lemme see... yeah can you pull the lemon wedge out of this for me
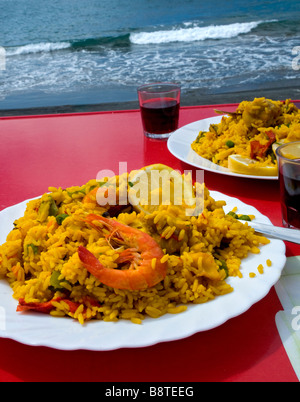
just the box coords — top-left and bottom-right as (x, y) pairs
(228, 155), (278, 176)
(128, 164), (196, 214)
(278, 142), (300, 160)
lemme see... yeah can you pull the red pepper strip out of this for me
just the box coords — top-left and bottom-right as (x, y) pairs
(17, 297), (65, 314)
(250, 130), (276, 160)
(265, 130), (276, 145)
(17, 296), (100, 315)
(62, 299), (82, 314)
(250, 140), (263, 159)
(82, 296), (101, 308)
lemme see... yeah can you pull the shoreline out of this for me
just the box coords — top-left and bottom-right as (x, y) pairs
(0, 85), (300, 117)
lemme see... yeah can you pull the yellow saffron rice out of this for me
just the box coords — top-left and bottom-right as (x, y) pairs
(191, 98), (300, 169)
(257, 264), (264, 275)
(0, 172), (270, 324)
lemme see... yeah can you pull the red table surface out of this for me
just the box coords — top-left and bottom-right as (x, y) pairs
(0, 103), (299, 383)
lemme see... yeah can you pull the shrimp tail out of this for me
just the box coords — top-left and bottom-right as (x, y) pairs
(78, 246), (105, 279)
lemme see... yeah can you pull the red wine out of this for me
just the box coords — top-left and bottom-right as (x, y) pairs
(279, 158), (300, 229)
(140, 98), (179, 135)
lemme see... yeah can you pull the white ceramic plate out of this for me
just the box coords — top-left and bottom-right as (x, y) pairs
(0, 193), (286, 350)
(167, 116), (278, 180)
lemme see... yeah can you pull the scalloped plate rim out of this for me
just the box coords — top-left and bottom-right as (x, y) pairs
(0, 191), (286, 350)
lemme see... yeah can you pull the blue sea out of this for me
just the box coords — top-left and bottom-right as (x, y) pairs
(0, 0), (299, 109)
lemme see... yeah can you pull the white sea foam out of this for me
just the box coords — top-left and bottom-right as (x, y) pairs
(0, 17), (293, 107)
(130, 20), (271, 45)
(6, 42), (71, 56)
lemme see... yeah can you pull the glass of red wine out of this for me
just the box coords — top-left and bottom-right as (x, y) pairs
(276, 141), (300, 229)
(137, 83), (181, 139)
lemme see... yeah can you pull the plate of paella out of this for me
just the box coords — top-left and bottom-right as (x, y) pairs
(168, 98), (300, 179)
(0, 164), (286, 350)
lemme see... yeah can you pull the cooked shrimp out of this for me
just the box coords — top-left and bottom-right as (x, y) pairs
(78, 214), (168, 290)
(82, 186), (99, 205)
(83, 186), (114, 206)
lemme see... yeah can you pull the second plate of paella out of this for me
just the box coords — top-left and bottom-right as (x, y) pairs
(168, 98), (300, 179)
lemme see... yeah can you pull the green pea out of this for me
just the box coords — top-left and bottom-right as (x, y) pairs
(226, 140), (235, 148)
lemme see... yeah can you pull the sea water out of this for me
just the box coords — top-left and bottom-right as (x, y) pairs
(0, 0), (299, 109)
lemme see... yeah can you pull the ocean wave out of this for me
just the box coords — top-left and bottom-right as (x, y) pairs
(6, 35), (131, 56)
(5, 20), (277, 57)
(70, 34), (131, 49)
(130, 20), (275, 45)
(6, 42), (71, 56)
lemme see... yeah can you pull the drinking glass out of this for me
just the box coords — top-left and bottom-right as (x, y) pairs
(276, 141), (300, 229)
(137, 83), (181, 139)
